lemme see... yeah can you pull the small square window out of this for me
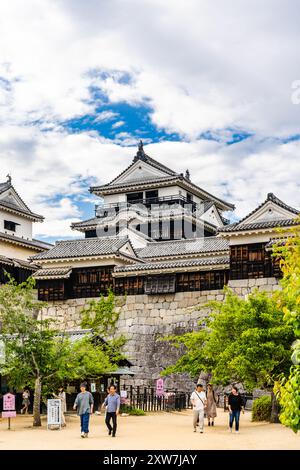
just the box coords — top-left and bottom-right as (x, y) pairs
(4, 220), (19, 232)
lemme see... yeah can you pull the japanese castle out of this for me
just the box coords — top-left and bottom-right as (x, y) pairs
(1, 142), (299, 300)
(0, 176), (51, 284)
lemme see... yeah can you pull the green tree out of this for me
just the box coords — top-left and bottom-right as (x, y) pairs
(0, 277), (73, 426)
(0, 281), (126, 427)
(273, 223), (300, 432)
(80, 289), (127, 367)
(162, 289), (294, 421)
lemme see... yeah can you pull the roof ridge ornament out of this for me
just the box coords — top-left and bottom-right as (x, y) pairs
(133, 140), (148, 162)
(6, 173), (12, 184)
(185, 169), (190, 181)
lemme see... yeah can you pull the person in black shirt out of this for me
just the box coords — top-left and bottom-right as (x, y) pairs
(228, 386), (244, 433)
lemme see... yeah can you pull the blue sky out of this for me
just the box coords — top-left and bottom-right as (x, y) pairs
(1, 0), (300, 242)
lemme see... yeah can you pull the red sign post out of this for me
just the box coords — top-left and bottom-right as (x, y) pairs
(2, 393), (16, 429)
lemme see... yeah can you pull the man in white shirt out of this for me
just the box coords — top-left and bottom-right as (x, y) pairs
(190, 383), (207, 433)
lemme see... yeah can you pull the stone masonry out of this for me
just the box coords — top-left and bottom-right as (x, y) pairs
(39, 277), (280, 391)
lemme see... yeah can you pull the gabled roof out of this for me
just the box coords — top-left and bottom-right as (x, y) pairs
(108, 143), (177, 185)
(89, 143), (235, 212)
(71, 216), (100, 230)
(138, 236), (229, 260)
(219, 193), (299, 234)
(0, 254), (38, 270)
(33, 266), (72, 280)
(113, 256), (229, 275)
(0, 178), (44, 221)
(219, 218), (300, 233)
(0, 232), (52, 251)
(238, 193), (299, 225)
(30, 236), (139, 261)
(0, 181), (11, 194)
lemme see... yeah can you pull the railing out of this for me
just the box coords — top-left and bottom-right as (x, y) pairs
(119, 385), (191, 412)
(95, 195), (198, 218)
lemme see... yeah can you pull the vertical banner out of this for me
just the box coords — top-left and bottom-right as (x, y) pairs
(156, 378), (164, 397)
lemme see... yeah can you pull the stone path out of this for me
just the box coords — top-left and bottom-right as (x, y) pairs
(0, 409), (299, 450)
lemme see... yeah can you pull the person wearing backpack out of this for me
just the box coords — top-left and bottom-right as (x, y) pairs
(190, 383), (207, 433)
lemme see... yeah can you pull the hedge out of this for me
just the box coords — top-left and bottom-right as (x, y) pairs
(252, 395), (272, 422)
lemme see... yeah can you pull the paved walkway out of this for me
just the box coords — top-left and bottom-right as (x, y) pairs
(0, 409), (299, 450)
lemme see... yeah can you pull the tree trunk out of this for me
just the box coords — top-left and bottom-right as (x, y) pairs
(270, 391), (280, 423)
(33, 376), (42, 427)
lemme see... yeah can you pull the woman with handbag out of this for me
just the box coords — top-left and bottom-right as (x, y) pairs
(206, 383), (217, 426)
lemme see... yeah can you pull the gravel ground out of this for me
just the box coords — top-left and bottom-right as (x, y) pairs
(0, 409), (299, 450)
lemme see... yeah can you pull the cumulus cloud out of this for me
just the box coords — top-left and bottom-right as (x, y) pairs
(0, 0), (299, 239)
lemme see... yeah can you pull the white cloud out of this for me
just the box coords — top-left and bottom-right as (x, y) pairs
(0, 1), (299, 239)
(1, 126), (299, 239)
(111, 120), (125, 129)
(1, 0), (300, 136)
(93, 111), (118, 123)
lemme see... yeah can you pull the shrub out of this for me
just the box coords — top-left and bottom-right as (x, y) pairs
(252, 395), (272, 422)
(120, 404), (146, 416)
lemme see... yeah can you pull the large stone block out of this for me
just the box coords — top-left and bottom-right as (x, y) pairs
(228, 279), (249, 288)
(255, 278), (268, 286)
(259, 284), (273, 292)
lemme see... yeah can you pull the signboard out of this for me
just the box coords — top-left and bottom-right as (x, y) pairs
(47, 399), (61, 428)
(2, 411), (17, 418)
(2, 393), (16, 429)
(90, 382), (96, 393)
(156, 378), (164, 397)
(120, 390), (127, 404)
(3, 393), (15, 411)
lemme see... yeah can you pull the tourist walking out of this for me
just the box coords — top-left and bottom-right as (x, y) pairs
(206, 383), (217, 426)
(101, 384), (120, 437)
(21, 388), (30, 414)
(190, 383), (207, 433)
(54, 386), (67, 427)
(73, 382), (94, 438)
(228, 386), (244, 433)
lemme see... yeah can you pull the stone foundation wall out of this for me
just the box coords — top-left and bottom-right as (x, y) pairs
(39, 277), (280, 391)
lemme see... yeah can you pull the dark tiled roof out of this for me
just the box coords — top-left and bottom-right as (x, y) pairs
(33, 266), (72, 279)
(90, 175), (179, 192)
(138, 237), (229, 259)
(0, 182), (11, 194)
(108, 151), (178, 186)
(89, 146), (234, 211)
(265, 236), (295, 250)
(91, 174), (235, 211)
(0, 254), (14, 266)
(71, 217), (99, 229)
(114, 256), (229, 274)
(0, 181), (44, 220)
(0, 254), (38, 270)
(0, 232), (52, 251)
(219, 219), (300, 233)
(0, 199), (44, 220)
(30, 236), (136, 260)
(235, 193), (299, 227)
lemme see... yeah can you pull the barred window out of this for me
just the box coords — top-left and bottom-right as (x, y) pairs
(144, 275), (176, 294)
